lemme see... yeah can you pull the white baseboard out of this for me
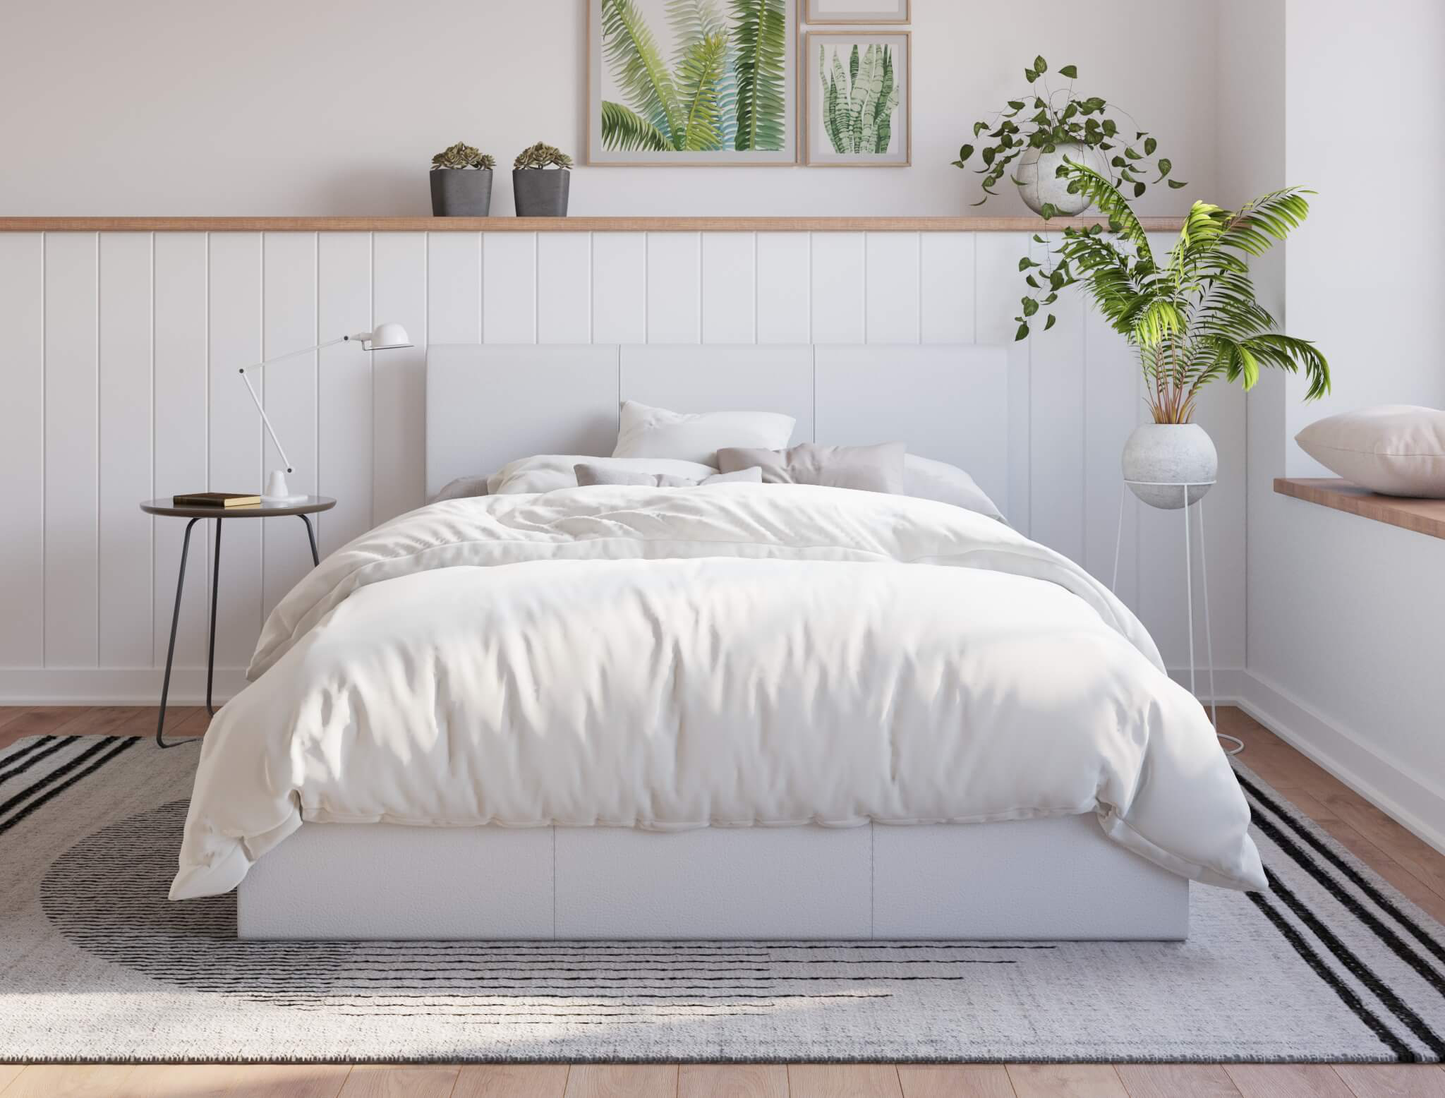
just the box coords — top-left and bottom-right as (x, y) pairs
(0, 668), (248, 706)
(1165, 666), (1246, 705)
(1237, 669), (1445, 859)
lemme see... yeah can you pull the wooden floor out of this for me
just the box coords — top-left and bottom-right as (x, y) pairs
(2, 705), (1444, 1098)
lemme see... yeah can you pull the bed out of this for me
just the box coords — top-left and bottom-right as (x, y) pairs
(171, 343), (1265, 941)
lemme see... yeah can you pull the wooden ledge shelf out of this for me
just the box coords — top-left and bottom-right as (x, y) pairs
(1275, 477), (1445, 541)
(0, 215), (1187, 233)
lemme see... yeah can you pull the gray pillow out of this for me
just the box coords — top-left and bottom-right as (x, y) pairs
(573, 463), (763, 487)
(432, 475), (490, 502)
(717, 442), (906, 494)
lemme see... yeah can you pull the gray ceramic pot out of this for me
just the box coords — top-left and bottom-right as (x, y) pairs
(513, 169), (570, 217)
(430, 169), (492, 217)
(1121, 423), (1218, 509)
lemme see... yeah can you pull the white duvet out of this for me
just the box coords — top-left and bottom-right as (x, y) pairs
(171, 483), (1265, 900)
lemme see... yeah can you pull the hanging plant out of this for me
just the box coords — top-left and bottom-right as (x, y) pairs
(952, 56), (1186, 216)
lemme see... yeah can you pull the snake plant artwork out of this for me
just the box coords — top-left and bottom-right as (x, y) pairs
(597, 0), (788, 156)
(819, 42), (898, 155)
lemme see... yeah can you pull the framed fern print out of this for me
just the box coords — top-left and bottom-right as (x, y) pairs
(588, 0), (798, 165)
(804, 30), (910, 166)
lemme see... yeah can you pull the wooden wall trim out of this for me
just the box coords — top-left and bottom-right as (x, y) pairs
(1275, 477), (1445, 541)
(0, 215), (1186, 233)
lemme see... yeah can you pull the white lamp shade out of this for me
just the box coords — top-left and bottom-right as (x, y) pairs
(365, 323), (413, 350)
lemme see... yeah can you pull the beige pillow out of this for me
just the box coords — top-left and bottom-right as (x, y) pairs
(1295, 405), (1445, 497)
(717, 442), (906, 494)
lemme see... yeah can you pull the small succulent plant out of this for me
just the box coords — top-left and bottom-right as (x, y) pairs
(431, 142), (495, 171)
(513, 142), (573, 170)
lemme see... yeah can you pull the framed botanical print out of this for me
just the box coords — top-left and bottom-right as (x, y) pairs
(804, 31), (910, 166)
(804, 0), (909, 22)
(588, 0), (798, 165)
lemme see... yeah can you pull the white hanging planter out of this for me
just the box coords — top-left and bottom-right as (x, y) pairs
(1121, 423), (1217, 509)
(1013, 142), (1107, 216)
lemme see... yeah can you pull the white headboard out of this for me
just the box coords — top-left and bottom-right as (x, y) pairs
(426, 343), (1011, 514)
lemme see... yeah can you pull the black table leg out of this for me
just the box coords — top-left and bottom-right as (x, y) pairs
(206, 517), (222, 716)
(299, 513), (319, 567)
(157, 518), (202, 749)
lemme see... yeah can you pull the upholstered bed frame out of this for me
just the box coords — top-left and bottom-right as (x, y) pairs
(234, 343), (1190, 941)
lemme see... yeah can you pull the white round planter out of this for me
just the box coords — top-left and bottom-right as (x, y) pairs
(1013, 142), (1106, 216)
(1121, 423), (1217, 509)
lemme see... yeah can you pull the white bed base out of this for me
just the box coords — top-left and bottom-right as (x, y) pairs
(237, 815), (1188, 941)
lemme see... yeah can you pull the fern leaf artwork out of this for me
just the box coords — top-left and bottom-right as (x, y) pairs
(818, 39), (901, 156)
(595, 0), (790, 161)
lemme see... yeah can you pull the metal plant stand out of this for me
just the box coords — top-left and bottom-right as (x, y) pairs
(141, 496), (335, 748)
(1111, 480), (1243, 756)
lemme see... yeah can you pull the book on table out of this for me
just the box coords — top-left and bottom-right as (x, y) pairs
(172, 492), (262, 508)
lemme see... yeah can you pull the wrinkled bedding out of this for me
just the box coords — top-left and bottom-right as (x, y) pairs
(172, 483), (1265, 900)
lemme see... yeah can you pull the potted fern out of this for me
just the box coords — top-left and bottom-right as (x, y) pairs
(429, 142), (495, 217)
(513, 143), (573, 217)
(1017, 162), (1330, 508)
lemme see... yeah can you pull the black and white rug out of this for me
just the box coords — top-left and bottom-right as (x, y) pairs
(2, 733), (1444, 1063)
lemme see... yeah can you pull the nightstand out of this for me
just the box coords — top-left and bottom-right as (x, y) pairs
(140, 496), (336, 748)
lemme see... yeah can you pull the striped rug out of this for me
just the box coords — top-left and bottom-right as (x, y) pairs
(1, 733), (1443, 1063)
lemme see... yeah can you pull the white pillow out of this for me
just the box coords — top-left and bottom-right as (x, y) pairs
(487, 454), (721, 495)
(1295, 405), (1445, 498)
(903, 454), (1006, 522)
(612, 400), (795, 464)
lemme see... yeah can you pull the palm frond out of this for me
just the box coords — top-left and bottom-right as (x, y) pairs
(675, 31), (730, 150)
(1056, 161), (1154, 261)
(600, 101), (674, 152)
(601, 0), (684, 143)
(731, 0), (787, 151)
(1018, 169), (1327, 421)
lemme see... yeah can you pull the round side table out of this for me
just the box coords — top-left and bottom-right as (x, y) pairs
(141, 496), (336, 748)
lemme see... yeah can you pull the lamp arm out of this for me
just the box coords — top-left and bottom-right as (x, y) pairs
(234, 335), (350, 475)
(238, 369), (294, 473)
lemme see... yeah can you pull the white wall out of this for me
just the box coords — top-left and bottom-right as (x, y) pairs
(1234, 0), (1445, 852)
(0, 0), (1217, 217)
(1280, 0), (1445, 475)
(0, 227), (1244, 704)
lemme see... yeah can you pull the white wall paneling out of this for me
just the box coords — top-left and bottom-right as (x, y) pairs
(98, 233), (154, 667)
(920, 233), (975, 346)
(481, 233), (536, 344)
(261, 232), (318, 620)
(809, 233), (865, 344)
(425, 232), (480, 345)
(755, 233), (811, 344)
(591, 234), (646, 344)
(43, 233), (99, 668)
(537, 234), (591, 344)
(371, 233), (427, 525)
(151, 233), (209, 668)
(206, 233), (264, 669)
(2, 229), (1246, 702)
(864, 233), (921, 344)
(0, 234), (44, 667)
(700, 233), (755, 344)
(645, 233), (701, 344)
(973, 233), (1033, 541)
(317, 233), (373, 556)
